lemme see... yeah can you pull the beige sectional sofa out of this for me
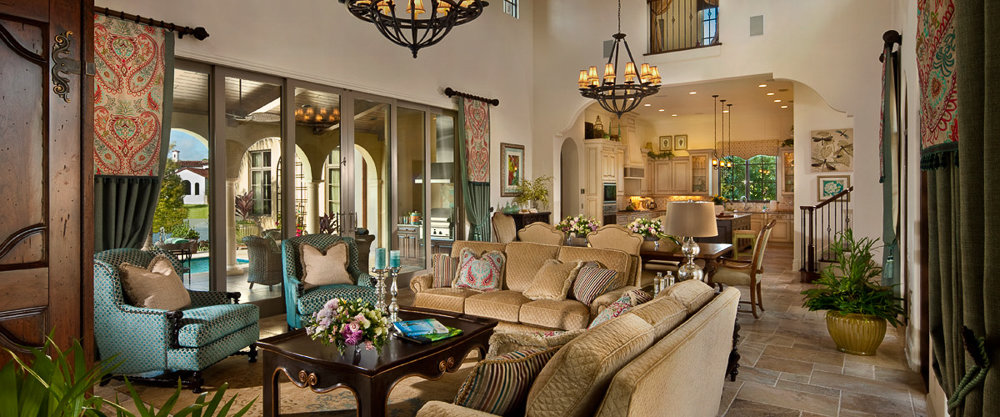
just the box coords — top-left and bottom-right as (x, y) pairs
(416, 280), (741, 417)
(409, 241), (638, 331)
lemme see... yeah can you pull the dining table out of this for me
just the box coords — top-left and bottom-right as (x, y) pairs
(639, 241), (734, 280)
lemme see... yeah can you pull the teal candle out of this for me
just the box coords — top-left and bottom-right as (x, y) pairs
(375, 248), (386, 269)
(389, 250), (401, 268)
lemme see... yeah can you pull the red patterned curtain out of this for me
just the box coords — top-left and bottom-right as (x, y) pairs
(917, 0), (958, 169)
(457, 97), (492, 241)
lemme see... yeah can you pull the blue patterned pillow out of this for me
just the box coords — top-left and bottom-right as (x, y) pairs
(454, 346), (559, 415)
(454, 248), (505, 291)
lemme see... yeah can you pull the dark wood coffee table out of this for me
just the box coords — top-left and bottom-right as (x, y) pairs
(256, 307), (498, 417)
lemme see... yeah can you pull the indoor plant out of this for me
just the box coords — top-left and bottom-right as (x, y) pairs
(711, 194), (728, 215)
(627, 218), (663, 241)
(513, 175), (552, 211)
(555, 215), (600, 238)
(801, 229), (905, 355)
(305, 298), (391, 354)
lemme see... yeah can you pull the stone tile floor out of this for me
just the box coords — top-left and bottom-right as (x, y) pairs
(719, 243), (927, 417)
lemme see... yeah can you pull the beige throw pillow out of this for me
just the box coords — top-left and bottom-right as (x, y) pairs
(300, 243), (354, 289)
(120, 255), (191, 311)
(523, 259), (583, 301)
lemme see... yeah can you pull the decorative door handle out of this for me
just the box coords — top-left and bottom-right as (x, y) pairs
(51, 31), (76, 102)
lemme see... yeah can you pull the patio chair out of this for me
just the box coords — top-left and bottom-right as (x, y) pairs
(242, 235), (283, 289)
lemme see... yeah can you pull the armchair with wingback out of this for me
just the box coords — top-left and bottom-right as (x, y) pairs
(93, 249), (259, 392)
(282, 234), (378, 330)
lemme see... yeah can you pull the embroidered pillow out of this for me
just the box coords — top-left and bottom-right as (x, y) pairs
(588, 289), (653, 329)
(454, 347), (560, 415)
(453, 248), (505, 291)
(522, 259), (583, 301)
(431, 253), (456, 288)
(487, 329), (586, 358)
(300, 242), (353, 289)
(120, 255), (191, 311)
(571, 266), (621, 306)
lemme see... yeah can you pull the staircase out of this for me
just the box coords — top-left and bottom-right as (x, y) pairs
(799, 186), (853, 282)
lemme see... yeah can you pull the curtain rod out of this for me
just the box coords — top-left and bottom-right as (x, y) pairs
(878, 30), (901, 63)
(95, 7), (210, 40)
(444, 87), (499, 107)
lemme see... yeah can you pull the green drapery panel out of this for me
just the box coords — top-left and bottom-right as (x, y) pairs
(879, 44), (901, 292)
(457, 97), (492, 242)
(92, 15), (175, 251)
(927, 0), (998, 415)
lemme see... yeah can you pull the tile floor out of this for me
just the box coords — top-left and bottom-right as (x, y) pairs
(718, 243), (928, 417)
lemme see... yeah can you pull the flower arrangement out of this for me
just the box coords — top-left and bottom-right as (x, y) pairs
(556, 215), (600, 237)
(305, 298), (391, 354)
(711, 194), (728, 205)
(628, 217), (663, 240)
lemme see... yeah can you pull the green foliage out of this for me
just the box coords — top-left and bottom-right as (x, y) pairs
(169, 224), (200, 240)
(513, 175), (552, 208)
(1, 336), (255, 417)
(646, 151), (674, 160)
(801, 230), (906, 327)
(185, 205), (209, 220)
(720, 155), (778, 201)
(153, 158), (189, 235)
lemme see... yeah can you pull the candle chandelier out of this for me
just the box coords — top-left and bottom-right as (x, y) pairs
(577, 0), (661, 117)
(340, 0), (488, 58)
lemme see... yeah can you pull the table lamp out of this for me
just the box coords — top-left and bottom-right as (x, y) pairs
(664, 201), (719, 282)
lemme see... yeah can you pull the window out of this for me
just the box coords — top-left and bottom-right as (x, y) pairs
(649, 1), (720, 54)
(194, 182), (200, 195)
(720, 155), (778, 201)
(250, 150), (272, 215)
(701, 7), (718, 46)
(182, 180), (192, 195)
(503, 0), (518, 18)
(327, 151), (341, 213)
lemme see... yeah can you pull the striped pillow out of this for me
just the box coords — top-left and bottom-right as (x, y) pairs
(454, 347), (560, 415)
(431, 254), (455, 288)
(572, 266), (621, 306)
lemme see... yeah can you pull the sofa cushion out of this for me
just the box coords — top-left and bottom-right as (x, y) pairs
(588, 289), (653, 329)
(297, 285), (377, 316)
(711, 266), (751, 287)
(556, 246), (631, 283)
(465, 291), (531, 322)
(661, 280), (715, 313)
(487, 329), (586, 358)
(450, 241), (508, 259)
(300, 242), (353, 289)
(503, 242), (561, 292)
(413, 287), (482, 314)
(628, 295), (688, 340)
(432, 253), (457, 288)
(177, 303), (259, 348)
(454, 346), (560, 416)
(572, 267), (621, 306)
(522, 259), (582, 301)
(455, 249), (505, 291)
(120, 255), (191, 311)
(525, 314), (655, 417)
(519, 299), (591, 330)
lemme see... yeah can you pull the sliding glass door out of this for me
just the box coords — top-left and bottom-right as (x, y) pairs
(395, 107), (427, 273)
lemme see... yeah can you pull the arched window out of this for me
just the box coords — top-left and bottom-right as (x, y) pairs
(719, 155), (778, 201)
(194, 182), (200, 195)
(181, 180), (192, 195)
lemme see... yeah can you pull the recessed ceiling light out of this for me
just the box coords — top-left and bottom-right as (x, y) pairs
(773, 99), (782, 103)
(658, 109), (665, 112)
(723, 110), (729, 113)
(766, 92), (775, 96)
(671, 114), (678, 117)
(758, 84), (767, 88)
(688, 91), (697, 95)
(780, 105), (789, 109)
(644, 103), (652, 107)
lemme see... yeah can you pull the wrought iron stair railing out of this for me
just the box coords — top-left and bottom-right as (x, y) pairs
(799, 186), (853, 282)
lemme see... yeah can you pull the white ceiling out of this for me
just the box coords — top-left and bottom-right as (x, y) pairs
(622, 74), (794, 120)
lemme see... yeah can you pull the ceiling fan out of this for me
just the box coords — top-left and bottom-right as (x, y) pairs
(225, 79), (281, 123)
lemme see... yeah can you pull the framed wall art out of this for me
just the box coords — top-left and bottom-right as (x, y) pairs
(500, 142), (525, 197)
(810, 128), (854, 172)
(659, 135), (672, 151)
(817, 175), (851, 201)
(674, 134), (689, 150)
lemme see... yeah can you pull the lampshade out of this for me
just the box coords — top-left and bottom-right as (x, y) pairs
(664, 201), (719, 237)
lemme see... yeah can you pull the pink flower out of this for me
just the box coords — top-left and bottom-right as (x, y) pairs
(365, 340), (375, 351)
(342, 321), (363, 345)
(324, 298), (340, 310)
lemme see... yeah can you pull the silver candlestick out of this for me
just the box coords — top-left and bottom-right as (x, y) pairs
(388, 266), (400, 324)
(370, 267), (388, 315)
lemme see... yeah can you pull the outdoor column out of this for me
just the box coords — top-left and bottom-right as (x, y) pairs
(306, 180), (322, 234)
(226, 178), (241, 275)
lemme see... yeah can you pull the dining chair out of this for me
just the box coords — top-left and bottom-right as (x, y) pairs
(517, 222), (565, 245)
(492, 212), (517, 244)
(587, 224), (644, 286)
(711, 219), (776, 318)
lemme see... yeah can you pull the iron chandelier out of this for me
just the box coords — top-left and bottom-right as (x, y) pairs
(340, 0), (488, 58)
(578, 0), (661, 117)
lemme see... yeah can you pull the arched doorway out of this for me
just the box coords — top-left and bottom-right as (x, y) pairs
(560, 138), (580, 218)
(354, 144), (381, 249)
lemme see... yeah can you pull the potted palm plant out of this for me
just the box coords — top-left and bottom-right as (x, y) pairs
(801, 229), (905, 356)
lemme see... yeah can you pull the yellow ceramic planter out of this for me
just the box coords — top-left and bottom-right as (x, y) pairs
(825, 311), (887, 356)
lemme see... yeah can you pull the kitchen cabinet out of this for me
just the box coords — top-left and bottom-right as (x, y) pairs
(698, 214), (751, 244)
(671, 159), (691, 192)
(688, 150), (713, 195)
(616, 210), (665, 227)
(601, 149), (616, 182)
(781, 150), (794, 195)
(583, 139), (625, 219)
(615, 149), (625, 195)
(641, 158), (654, 195)
(652, 157), (691, 194)
(748, 212), (793, 243)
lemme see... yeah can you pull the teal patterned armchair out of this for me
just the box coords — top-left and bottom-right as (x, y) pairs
(282, 234), (377, 329)
(94, 249), (259, 392)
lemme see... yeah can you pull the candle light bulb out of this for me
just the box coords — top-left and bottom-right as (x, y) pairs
(587, 66), (599, 84)
(603, 63), (616, 84)
(650, 66), (661, 84)
(578, 70), (589, 88)
(407, 0), (426, 15)
(624, 62), (638, 83)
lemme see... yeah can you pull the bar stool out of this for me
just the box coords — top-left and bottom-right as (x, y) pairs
(732, 229), (757, 259)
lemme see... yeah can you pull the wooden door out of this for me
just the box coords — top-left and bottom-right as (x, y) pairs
(0, 0), (93, 361)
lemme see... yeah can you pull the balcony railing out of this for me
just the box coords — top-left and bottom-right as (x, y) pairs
(648, 0), (720, 54)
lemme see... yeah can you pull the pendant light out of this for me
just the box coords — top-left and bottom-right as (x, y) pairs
(726, 103), (734, 168)
(711, 94), (719, 168)
(340, 0), (488, 58)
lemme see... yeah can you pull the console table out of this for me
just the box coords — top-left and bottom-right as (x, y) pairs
(509, 211), (551, 232)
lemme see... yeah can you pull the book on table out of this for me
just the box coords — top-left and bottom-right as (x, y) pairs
(393, 319), (463, 343)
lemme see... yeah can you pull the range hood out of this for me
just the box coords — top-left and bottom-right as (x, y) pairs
(623, 166), (645, 179)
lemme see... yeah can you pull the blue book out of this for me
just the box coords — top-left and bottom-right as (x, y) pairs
(393, 319), (449, 337)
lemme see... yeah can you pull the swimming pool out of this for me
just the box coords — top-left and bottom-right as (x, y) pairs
(187, 257), (247, 274)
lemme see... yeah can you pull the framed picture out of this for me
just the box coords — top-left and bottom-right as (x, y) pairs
(817, 175), (851, 201)
(659, 136), (672, 151)
(810, 128), (854, 172)
(500, 143), (525, 197)
(674, 134), (688, 150)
